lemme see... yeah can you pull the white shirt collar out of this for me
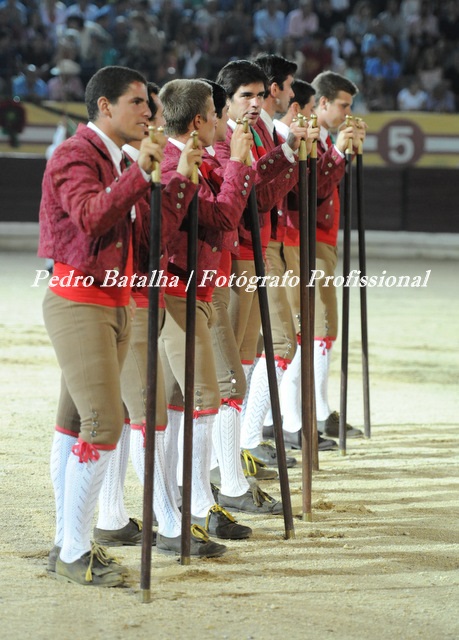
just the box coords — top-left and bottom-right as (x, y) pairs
(87, 121), (123, 174)
(260, 108), (274, 136)
(122, 143), (140, 162)
(168, 137), (185, 151)
(320, 125), (330, 148)
(273, 118), (290, 139)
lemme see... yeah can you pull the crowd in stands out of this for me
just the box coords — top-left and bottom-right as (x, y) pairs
(1, 0), (459, 114)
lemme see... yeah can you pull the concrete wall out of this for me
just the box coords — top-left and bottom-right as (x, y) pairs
(0, 157), (457, 234)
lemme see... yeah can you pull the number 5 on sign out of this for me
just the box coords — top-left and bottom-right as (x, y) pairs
(379, 119), (424, 166)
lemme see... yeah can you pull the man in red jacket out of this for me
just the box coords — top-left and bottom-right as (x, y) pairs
(310, 71), (366, 439)
(158, 78), (258, 548)
(39, 66), (199, 586)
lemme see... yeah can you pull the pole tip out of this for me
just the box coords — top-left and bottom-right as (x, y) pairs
(140, 589), (151, 603)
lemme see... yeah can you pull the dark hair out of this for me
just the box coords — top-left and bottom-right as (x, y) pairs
(311, 71), (358, 102)
(216, 60), (268, 99)
(147, 81), (160, 119)
(85, 66), (147, 121)
(253, 54), (297, 90)
(290, 79), (316, 109)
(199, 78), (227, 118)
(159, 79), (212, 136)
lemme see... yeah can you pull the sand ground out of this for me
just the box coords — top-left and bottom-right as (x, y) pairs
(0, 250), (458, 640)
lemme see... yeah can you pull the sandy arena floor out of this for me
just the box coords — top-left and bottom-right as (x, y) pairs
(0, 250), (458, 640)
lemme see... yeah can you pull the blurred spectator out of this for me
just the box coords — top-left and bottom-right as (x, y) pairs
(438, 0), (459, 53)
(361, 19), (395, 59)
(124, 10), (164, 80)
(406, 0), (439, 48)
(285, 0), (319, 48)
(300, 29), (332, 82)
(366, 76), (396, 110)
(12, 63), (49, 102)
(0, 0), (27, 29)
(325, 21), (356, 73)
(444, 49), (459, 111)
(0, 27), (20, 94)
(20, 25), (55, 72)
(346, 0), (373, 49)
(416, 45), (443, 93)
(47, 58), (84, 101)
(253, 0), (285, 53)
(364, 41), (401, 89)
(79, 6), (115, 84)
(316, 0), (342, 35)
(39, 0), (67, 45)
(178, 38), (210, 78)
(426, 80), (456, 113)
(396, 75), (428, 110)
(378, 0), (406, 47)
(343, 52), (368, 112)
(65, 0), (99, 23)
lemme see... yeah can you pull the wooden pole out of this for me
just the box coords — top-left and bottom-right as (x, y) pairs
(140, 126), (163, 603)
(180, 131), (200, 565)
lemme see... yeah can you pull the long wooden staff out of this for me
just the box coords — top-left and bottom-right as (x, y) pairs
(339, 115), (353, 454)
(242, 118), (294, 539)
(307, 114), (319, 472)
(181, 131), (199, 565)
(141, 126), (163, 603)
(354, 117), (371, 439)
(297, 113), (313, 522)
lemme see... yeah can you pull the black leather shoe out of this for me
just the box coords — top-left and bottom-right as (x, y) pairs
(317, 411), (363, 439)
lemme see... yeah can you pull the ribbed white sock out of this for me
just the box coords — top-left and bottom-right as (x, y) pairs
(60, 448), (112, 563)
(50, 430), (76, 547)
(130, 428), (181, 538)
(241, 358), (285, 449)
(190, 414), (215, 518)
(164, 409), (183, 507)
(96, 422), (130, 531)
(280, 345), (302, 433)
(240, 360), (257, 427)
(314, 340), (331, 421)
(212, 404), (249, 497)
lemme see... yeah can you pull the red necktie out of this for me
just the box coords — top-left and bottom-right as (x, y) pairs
(199, 160), (211, 179)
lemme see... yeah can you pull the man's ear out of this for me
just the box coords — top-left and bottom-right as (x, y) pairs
(319, 95), (329, 110)
(192, 113), (202, 131)
(97, 96), (111, 117)
(290, 101), (300, 117)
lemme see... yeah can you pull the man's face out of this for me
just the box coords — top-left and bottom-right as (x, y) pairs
(227, 82), (265, 125)
(198, 96), (218, 147)
(298, 94), (316, 119)
(275, 74), (295, 114)
(319, 90), (353, 129)
(108, 81), (152, 145)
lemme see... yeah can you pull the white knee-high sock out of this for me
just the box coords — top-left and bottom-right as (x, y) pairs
(50, 430), (77, 548)
(60, 448), (112, 563)
(240, 360), (257, 427)
(280, 345), (302, 433)
(190, 414), (215, 518)
(241, 358), (285, 449)
(130, 428), (181, 539)
(96, 422), (130, 530)
(314, 340), (332, 421)
(212, 404), (249, 497)
(164, 409), (183, 507)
